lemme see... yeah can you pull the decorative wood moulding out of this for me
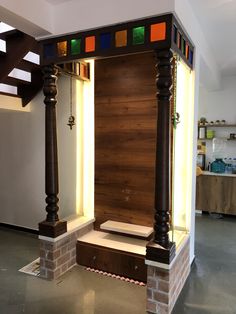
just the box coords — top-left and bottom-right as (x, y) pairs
(40, 14), (194, 69)
(58, 61), (90, 81)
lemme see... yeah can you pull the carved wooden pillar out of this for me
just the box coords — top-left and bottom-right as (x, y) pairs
(146, 50), (176, 264)
(39, 64), (67, 238)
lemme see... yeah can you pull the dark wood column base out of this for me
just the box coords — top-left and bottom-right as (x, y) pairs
(146, 241), (176, 264)
(39, 220), (67, 238)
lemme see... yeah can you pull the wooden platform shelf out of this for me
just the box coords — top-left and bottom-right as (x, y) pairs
(76, 231), (147, 282)
(100, 220), (153, 239)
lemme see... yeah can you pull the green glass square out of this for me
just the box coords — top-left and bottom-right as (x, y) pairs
(132, 26), (145, 45)
(181, 38), (186, 55)
(71, 39), (81, 55)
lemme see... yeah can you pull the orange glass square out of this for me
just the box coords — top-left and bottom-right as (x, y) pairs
(150, 22), (166, 42)
(185, 44), (189, 58)
(85, 36), (95, 52)
(115, 30), (127, 47)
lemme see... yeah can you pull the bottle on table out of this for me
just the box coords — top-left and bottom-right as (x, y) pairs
(211, 158), (226, 173)
(224, 158), (232, 174)
(232, 158), (236, 174)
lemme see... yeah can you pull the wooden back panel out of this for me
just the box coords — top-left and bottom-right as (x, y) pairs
(95, 52), (157, 229)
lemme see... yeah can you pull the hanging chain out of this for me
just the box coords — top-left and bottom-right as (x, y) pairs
(172, 54), (180, 129)
(67, 75), (75, 130)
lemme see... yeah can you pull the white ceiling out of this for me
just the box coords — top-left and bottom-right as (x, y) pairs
(187, 0), (236, 76)
(46, 0), (72, 5)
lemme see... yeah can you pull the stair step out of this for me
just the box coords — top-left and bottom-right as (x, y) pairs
(0, 91), (20, 98)
(0, 83), (18, 95)
(100, 220), (153, 239)
(77, 230), (147, 282)
(78, 230), (147, 255)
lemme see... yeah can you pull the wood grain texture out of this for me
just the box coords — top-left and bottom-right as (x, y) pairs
(77, 241), (147, 282)
(95, 52), (157, 229)
(196, 175), (236, 214)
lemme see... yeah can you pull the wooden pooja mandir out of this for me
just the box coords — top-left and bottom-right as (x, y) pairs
(38, 12), (194, 280)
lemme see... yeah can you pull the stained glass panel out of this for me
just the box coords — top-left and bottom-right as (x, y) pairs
(85, 36), (95, 52)
(115, 30), (127, 47)
(132, 26), (145, 45)
(181, 38), (186, 55)
(100, 33), (111, 49)
(150, 22), (166, 42)
(57, 41), (67, 57)
(173, 25), (178, 44)
(71, 39), (81, 55)
(189, 50), (193, 64)
(44, 43), (54, 58)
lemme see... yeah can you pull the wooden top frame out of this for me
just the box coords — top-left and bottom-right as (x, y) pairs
(40, 13), (194, 69)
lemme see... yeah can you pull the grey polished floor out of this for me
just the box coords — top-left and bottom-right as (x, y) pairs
(173, 214), (236, 314)
(0, 214), (236, 314)
(0, 227), (146, 314)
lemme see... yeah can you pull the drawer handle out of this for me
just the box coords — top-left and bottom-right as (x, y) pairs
(135, 265), (138, 271)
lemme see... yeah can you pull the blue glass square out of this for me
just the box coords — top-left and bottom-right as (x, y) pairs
(189, 49), (193, 65)
(44, 43), (55, 58)
(100, 33), (111, 49)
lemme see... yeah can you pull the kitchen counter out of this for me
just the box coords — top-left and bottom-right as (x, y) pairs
(202, 171), (236, 178)
(196, 173), (236, 215)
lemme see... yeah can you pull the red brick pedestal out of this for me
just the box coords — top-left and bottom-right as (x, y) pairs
(146, 236), (190, 314)
(39, 219), (93, 280)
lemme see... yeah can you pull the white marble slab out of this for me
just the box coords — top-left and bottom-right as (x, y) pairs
(77, 230), (148, 256)
(100, 220), (153, 238)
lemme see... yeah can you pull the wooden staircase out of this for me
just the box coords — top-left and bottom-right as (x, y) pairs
(0, 22), (42, 106)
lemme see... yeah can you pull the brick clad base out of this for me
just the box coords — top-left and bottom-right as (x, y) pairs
(39, 223), (93, 280)
(146, 237), (190, 314)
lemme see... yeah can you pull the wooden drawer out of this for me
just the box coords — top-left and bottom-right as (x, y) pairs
(77, 241), (147, 282)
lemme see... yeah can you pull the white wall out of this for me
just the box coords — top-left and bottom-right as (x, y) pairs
(0, 76), (80, 230)
(57, 76), (78, 219)
(0, 93), (45, 230)
(199, 76), (236, 164)
(174, 0), (220, 90)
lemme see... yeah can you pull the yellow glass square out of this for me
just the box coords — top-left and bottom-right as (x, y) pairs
(57, 41), (67, 57)
(115, 30), (127, 47)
